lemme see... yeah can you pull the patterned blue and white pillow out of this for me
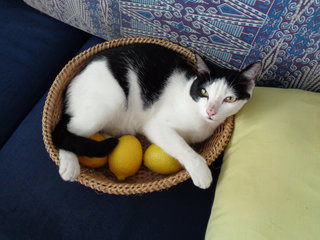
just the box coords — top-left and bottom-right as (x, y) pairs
(24, 0), (320, 92)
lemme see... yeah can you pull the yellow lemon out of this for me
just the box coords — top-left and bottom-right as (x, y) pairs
(143, 144), (183, 174)
(108, 135), (143, 181)
(78, 133), (108, 168)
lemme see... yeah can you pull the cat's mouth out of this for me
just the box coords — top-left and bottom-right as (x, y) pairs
(206, 115), (224, 122)
(206, 116), (215, 121)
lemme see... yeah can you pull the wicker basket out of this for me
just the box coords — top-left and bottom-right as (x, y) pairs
(42, 37), (234, 195)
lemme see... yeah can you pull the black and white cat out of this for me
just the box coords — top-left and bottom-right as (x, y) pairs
(53, 43), (261, 189)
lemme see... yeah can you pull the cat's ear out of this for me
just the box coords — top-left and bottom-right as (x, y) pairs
(195, 54), (210, 75)
(239, 62), (262, 89)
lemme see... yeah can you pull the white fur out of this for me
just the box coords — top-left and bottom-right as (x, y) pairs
(58, 59), (252, 189)
(58, 149), (80, 181)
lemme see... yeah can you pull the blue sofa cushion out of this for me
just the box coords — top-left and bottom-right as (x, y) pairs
(0, 36), (222, 240)
(0, 0), (89, 147)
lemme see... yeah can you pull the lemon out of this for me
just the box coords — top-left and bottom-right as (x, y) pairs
(143, 144), (183, 174)
(108, 135), (143, 181)
(78, 133), (108, 168)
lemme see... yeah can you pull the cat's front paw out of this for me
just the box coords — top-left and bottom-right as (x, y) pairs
(58, 150), (80, 181)
(187, 157), (212, 189)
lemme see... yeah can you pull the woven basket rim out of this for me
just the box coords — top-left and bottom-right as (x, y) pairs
(42, 37), (234, 195)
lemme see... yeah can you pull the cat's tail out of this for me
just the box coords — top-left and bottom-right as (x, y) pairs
(52, 114), (118, 157)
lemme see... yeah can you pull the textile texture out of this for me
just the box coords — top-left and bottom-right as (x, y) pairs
(206, 87), (320, 239)
(0, 0), (89, 147)
(0, 34), (221, 240)
(24, 0), (320, 92)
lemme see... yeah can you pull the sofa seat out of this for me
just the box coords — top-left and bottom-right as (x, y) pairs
(0, 88), (221, 239)
(0, 2), (221, 239)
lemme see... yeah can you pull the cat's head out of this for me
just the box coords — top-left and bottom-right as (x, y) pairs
(190, 55), (262, 122)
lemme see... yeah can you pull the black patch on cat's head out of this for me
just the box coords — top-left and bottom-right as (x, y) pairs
(226, 62), (262, 99)
(190, 74), (211, 101)
(190, 58), (262, 101)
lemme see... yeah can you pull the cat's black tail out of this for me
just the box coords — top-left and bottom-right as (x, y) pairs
(52, 114), (118, 157)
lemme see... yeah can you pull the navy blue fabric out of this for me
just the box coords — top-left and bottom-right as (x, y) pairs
(0, 92), (221, 239)
(77, 35), (106, 52)
(0, 0), (90, 147)
(0, 9), (221, 239)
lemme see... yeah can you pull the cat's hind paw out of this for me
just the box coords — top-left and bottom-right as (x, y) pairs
(58, 150), (80, 181)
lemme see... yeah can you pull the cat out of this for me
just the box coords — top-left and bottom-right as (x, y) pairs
(52, 43), (261, 189)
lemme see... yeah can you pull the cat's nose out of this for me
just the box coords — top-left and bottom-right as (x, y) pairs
(206, 109), (216, 117)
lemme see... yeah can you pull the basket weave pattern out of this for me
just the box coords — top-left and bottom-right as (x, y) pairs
(42, 37), (234, 195)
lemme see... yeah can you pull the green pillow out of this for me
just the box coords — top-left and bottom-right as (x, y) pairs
(206, 87), (320, 240)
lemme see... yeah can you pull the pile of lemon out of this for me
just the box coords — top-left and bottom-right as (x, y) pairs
(78, 133), (182, 181)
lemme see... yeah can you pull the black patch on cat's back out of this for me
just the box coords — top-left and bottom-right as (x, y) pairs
(94, 50), (130, 98)
(95, 43), (195, 108)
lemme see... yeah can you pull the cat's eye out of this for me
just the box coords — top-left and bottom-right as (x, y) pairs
(200, 88), (209, 97)
(224, 96), (237, 103)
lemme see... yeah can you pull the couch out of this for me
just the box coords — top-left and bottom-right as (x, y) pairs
(1, 1), (319, 240)
(0, 1), (220, 239)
